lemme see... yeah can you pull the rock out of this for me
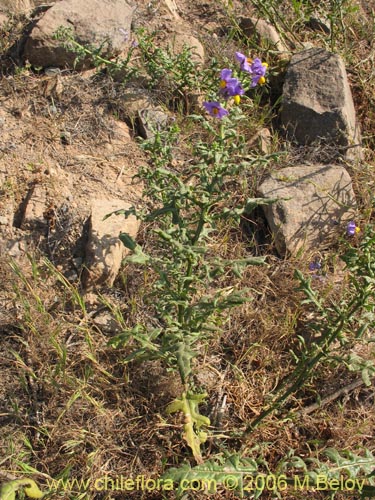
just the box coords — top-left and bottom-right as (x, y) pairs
(240, 17), (289, 57)
(20, 184), (48, 230)
(280, 48), (362, 161)
(84, 198), (140, 288)
(168, 28), (205, 65)
(137, 107), (170, 140)
(23, 0), (135, 69)
(116, 89), (154, 119)
(257, 164), (356, 256)
(114, 88), (168, 133)
(3, 232), (29, 258)
(163, 0), (180, 20)
(0, 0), (32, 14)
(108, 119), (131, 146)
(19, 169), (72, 230)
(0, 0), (58, 13)
(92, 312), (122, 334)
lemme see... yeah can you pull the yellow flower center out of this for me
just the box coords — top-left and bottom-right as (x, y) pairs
(219, 80), (227, 88)
(355, 226), (361, 233)
(213, 107), (219, 115)
(262, 62), (268, 68)
(234, 95), (241, 105)
(247, 57), (252, 64)
(259, 76), (266, 85)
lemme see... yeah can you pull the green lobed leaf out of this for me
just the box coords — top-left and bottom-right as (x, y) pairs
(166, 392), (210, 464)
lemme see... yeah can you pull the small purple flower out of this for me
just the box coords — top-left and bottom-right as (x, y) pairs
(235, 51), (252, 72)
(220, 68), (233, 81)
(249, 58), (268, 87)
(347, 221), (360, 236)
(203, 101), (228, 119)
(309, 261), (322, 271)
(219, 68), (244, 99)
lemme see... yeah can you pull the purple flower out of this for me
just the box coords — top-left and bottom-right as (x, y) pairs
(235, 51), (252, 72)
(309, 261), (322, 271)
(220, 68), (233, 81)
(235, 52), (268, 86)
(203, 101), (228, 119)
(219, 68), (244, 100)
(249, 58), (268, 87)
(347, 221), (360, 236)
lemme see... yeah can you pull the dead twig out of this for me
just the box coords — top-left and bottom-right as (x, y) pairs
(297, 377), (373, 416)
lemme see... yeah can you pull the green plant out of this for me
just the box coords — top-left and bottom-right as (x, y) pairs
(136, 28), (200, 91)
(327, 0), (359, 51)
(108, 98), (276, 461)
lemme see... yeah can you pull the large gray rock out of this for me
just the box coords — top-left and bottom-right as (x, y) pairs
(281, 48), (361, 160)
(258, 164), (356, 256)
(23, 0), (135, 68)
(84, 198), (139, 288)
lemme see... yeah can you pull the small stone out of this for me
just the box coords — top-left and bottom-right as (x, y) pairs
(116, 89), (154, 119)
(84, 198), (140, 288)
(168, 28), (205, 65)
(240, 17), (289, 57)
(44, 67), (62, 75)
(108, 119), (131, 146)
(7, 238), (27, 257)
(83, 291), (100, 307)
(21, 185), (48, 230)
(92, 312), (121, 334)
(137, 107), (170, 140)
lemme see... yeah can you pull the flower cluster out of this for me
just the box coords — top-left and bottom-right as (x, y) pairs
(203, 52), (268, 119)
(218, 68), (244, 102)
(235, 52), (268, 87)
